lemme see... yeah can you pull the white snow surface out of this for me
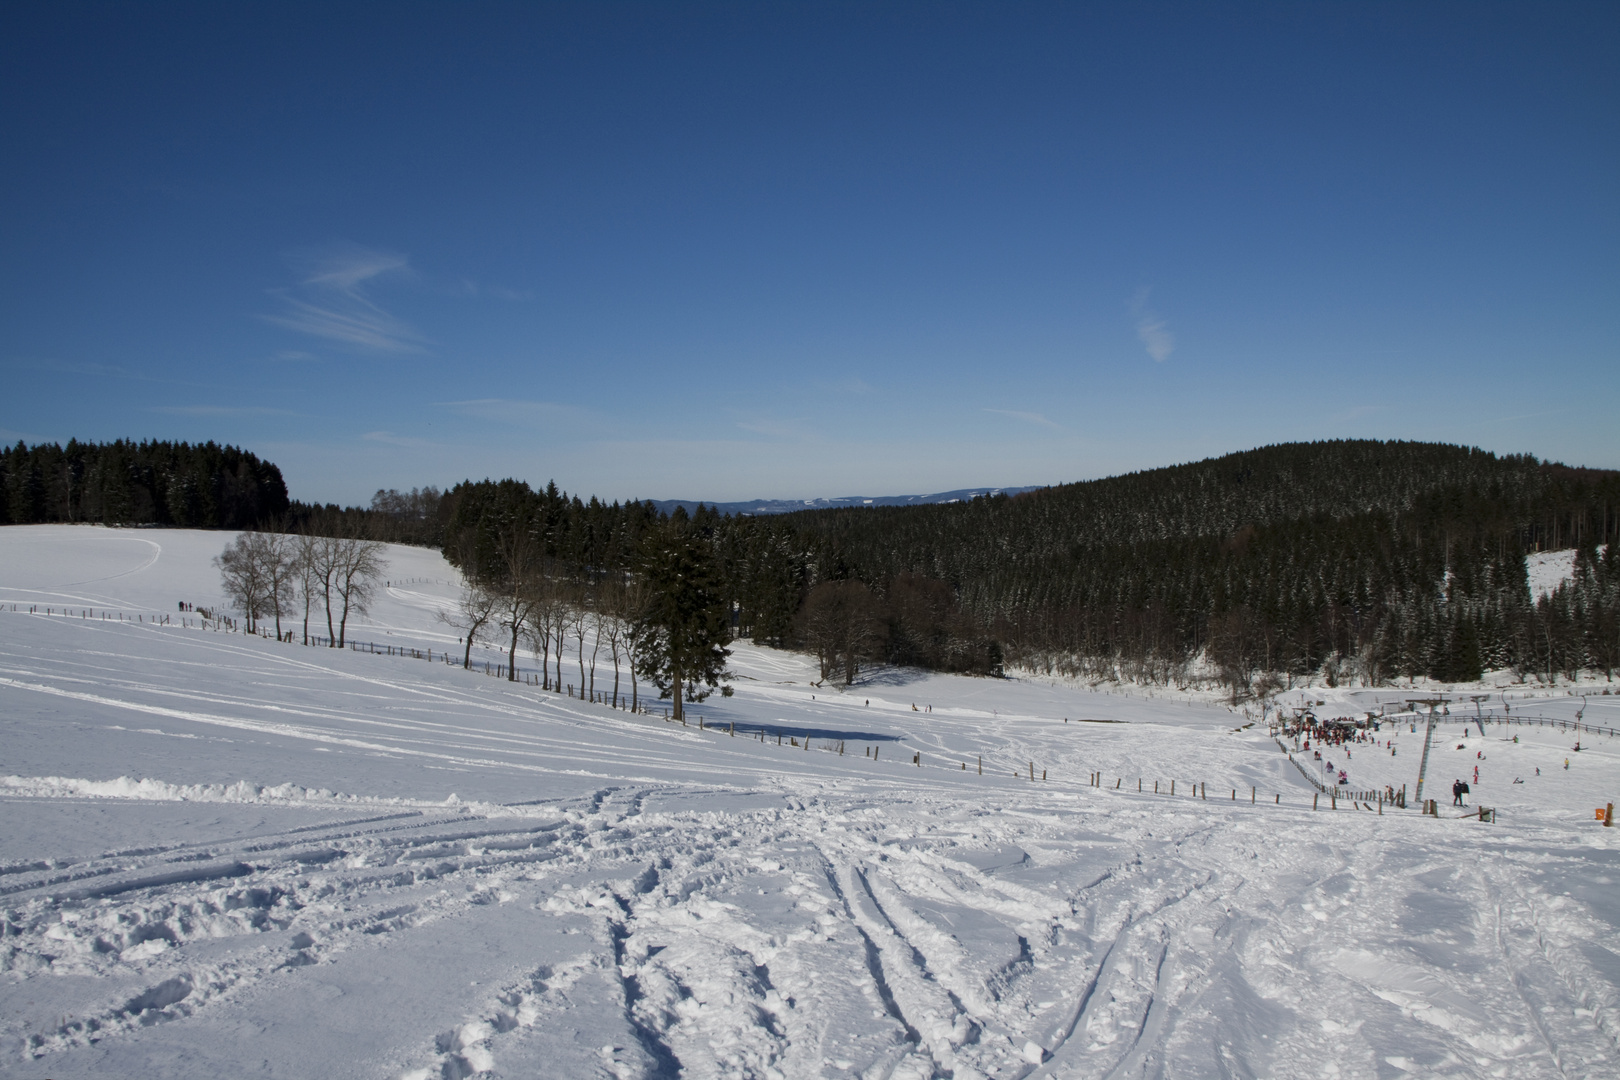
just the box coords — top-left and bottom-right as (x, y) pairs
(1525, 547), (1607, 601)
(1, 525), (1618, 1079)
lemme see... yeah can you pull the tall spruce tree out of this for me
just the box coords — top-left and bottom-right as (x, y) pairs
(637, 516), (731, 720)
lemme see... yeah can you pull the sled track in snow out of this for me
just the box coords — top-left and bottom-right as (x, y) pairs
(6, 781), (1620, 1077)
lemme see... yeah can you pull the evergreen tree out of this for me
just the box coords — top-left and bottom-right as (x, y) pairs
(637, 518), (732, 720)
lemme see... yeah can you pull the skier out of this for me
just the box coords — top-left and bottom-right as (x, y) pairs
(1459, 781), (1470, 805)
(1452, 780), (1464, 807)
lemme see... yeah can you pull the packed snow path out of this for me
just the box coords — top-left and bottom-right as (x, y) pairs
(1, 527), (1618, 1079)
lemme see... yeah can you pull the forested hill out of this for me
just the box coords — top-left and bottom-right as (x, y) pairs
(785, 441), (1590, 560)
(721, 441), (1619, 688)
(0, 439), (288, 528)
(7, 436), (1616, 689)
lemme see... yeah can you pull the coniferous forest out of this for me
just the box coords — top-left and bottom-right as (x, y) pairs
(0, 439), (288, 529)
(6, 438), (1618, 693)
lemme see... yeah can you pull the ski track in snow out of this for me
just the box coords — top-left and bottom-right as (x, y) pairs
(0, 527), (1618, 1079)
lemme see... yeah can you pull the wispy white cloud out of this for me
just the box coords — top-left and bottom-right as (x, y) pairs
(262, 245), (424, 353)
(303, 247), (409, 290)
(1131, 287), (1174, 363)
(984, 408), (1064, 430)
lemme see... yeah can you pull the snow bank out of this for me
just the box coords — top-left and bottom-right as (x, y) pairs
(0, 773), (470, 809)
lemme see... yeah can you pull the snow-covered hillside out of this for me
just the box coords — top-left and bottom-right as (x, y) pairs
(1, 525), (1618, 1079)
(1526, 546), (1609, 600)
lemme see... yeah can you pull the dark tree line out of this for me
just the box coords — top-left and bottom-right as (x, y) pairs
(708, 441), (1620, 693)
(14, 437), (1617, 694)
(0, 439), (288, 528)
(436, 478), (732, 716)
(297, 442), (1620, 694)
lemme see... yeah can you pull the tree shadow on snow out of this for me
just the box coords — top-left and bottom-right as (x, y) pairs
(726, 720), (903, 743)
(833, 664), (939, 689)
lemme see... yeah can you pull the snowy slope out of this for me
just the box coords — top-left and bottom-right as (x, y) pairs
(1525, 547), (1611, 600)
(1, 526), (1618, 1079)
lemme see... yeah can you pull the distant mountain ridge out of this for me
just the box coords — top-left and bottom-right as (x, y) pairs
(646, 486), (1040, 517)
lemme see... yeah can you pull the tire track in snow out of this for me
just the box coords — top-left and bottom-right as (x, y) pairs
(1484, 857), (1619, 1077)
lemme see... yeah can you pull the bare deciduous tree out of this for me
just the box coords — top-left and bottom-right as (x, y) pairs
(526, 578), (563, 690)
(598, 575), (631, 707)
(304, 534), (343, 645)
(440, 582), (499, 668)
(547, 589), (568, 690)
(617, 575), (652, 712)
(490, 515), (542, 681)
(261, 532), (298, 640)
(216, 534), (269, 634)
(332, 537), (386, 647)
(797, 580), (885, 686)
(215, 532), (294, 636)
(568, 596), (590, 695)
(292, 532), (324, 645)
(586, 596), (610, 701)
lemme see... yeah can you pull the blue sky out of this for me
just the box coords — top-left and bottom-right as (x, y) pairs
(3, 2), (1615, 505)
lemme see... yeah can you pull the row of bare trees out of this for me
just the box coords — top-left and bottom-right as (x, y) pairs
(435, 507), (734, 719)
(437, 540), (659, 712)
(214, 531), (385, 646)
(793, 573), (1004, 685)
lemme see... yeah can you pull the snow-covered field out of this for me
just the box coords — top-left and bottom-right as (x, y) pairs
(1, 525), (1618, 1079)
